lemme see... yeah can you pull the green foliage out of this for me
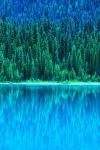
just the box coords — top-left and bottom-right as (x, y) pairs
(0, 19), (99, 82)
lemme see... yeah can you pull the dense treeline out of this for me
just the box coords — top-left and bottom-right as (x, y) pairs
(0, 0), (99, 23)
(0, 18), (100, 81)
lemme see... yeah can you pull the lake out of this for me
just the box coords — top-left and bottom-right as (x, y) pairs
(0, 84), (100, 150)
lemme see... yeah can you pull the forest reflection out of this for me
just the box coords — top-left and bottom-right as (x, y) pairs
(0, 85), (100, 150)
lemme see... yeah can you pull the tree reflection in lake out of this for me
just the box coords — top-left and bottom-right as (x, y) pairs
(0, 85), (100, 150)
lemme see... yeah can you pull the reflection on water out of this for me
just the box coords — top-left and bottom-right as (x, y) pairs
(0, 85), (100, 150)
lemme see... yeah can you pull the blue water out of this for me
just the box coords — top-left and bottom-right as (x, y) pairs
(0, 85), (100, 150)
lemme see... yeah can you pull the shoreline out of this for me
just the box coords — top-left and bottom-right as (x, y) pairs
(0, 81), (100, 86)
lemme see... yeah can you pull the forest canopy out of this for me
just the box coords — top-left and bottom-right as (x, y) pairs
(0, 18), (100, 82)
(0, 0), (99, 23)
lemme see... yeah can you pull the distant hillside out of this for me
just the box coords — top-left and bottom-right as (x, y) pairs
(0, 0), (100, 23)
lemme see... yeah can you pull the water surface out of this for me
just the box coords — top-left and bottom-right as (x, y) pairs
(0, 85), (100, 150)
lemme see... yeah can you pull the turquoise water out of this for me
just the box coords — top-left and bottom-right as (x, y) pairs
(0, 85), (100, 150)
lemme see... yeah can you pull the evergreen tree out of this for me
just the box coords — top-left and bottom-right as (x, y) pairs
(0, 19), (99, 82)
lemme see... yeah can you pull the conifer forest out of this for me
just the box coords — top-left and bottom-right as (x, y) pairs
(0, 1), (100, 150)
(0, 0), (100, 82)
